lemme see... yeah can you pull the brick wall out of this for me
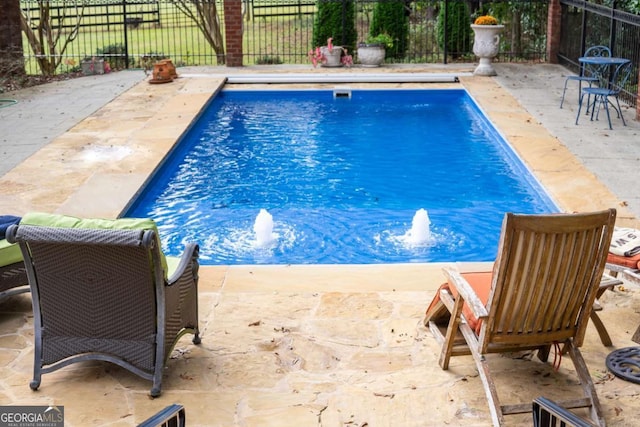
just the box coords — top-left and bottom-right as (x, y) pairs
(546, 0), (561, 64)
(223, 0), (243, 67)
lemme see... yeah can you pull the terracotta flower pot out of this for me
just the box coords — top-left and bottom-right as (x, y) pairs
(151, 61), (175, 83)
(157, 59), (178, 80)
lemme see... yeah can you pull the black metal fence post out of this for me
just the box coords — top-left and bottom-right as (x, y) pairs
(123, 0), (130, 69)
(443, 0), (449, 64)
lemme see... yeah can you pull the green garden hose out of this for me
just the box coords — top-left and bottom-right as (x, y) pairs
(0, 99), (17, 108)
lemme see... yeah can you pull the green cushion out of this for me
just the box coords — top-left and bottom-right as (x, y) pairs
(166, 256), (181, 278)
(20, 212), (169, 277)
(0, 238), (23, 267)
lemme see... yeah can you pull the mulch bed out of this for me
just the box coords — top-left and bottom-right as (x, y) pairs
(0, 71), (84, 94)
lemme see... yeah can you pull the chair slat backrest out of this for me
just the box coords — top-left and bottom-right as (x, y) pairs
(479, 209), (616, 351)
(611, 61), (633, 93)
(582, 45), (611, 78)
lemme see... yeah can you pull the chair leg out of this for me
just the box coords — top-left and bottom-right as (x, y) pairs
(585, 83), (593, 114)
(615, 96), (626, 126)
(590, 95), (602, 123)
(566, 341), (605, 426)
(575, 92), (584, 125)
(439, 296), (465, 370)
(560, 79), (569, 108)
(590, 284), (615, 346)
(589, 311), (613, 346)
(537, 345), (551, 362)
(602, 96), (613, 130)
(460, 327), (505, 426)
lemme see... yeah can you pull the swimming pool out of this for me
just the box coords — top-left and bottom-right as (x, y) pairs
(124, 88), (558, 265)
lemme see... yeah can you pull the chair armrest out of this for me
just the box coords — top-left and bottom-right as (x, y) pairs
(442, 266), (489, 320)
(599, 272), (623, 289)
(167, 243), (199, 285)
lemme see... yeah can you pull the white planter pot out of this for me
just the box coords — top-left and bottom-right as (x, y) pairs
(471, 24), (504, 76)
(321, 46), (343, 67)
(357, 44), (386, 67)
(81, 59), (105, 76)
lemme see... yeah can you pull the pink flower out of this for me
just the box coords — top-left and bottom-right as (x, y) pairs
(309, 38), (352, 68)
(308, 47), (325, 68)
(341, 49), (353, 67)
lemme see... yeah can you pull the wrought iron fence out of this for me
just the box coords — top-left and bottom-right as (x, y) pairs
(19, 0), (225, 74)
(559, 0), (640, 109)
(17, 0), (548, 75)
(218, 0), (549, 65)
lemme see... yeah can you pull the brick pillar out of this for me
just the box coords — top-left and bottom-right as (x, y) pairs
(224, 0), (243, 67)
(546, 0), (562, 64)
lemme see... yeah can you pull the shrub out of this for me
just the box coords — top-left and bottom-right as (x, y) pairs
(364, 33), (394, 49)
(436, 1), (471, 59)
(96, 43), (128, 70)
(256, 55), (283, 65)
(370, 1), (408, 59)
(312, 0), (357, 52)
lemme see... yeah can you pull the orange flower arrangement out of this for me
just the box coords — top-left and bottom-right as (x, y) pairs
(474, 15), (498, 25)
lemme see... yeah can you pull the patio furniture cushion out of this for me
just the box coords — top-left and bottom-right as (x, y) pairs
(607, 252), (640, 269)
(0, 215), (21, 240)
(0, 215), (23, 267)
(426, 271), (492, 335)
(0, 238), (23, 267)
(610, 227), (640, 257)
(20, 212), (169, 277)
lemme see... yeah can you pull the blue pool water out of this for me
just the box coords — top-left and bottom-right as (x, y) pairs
(125, 89), (558, 265)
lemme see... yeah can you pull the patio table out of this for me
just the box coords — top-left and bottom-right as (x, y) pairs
(578, 56), (631, 85)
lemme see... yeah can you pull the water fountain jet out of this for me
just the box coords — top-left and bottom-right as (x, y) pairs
(405, 208), (431, 245)
(254, 209), (275, 247)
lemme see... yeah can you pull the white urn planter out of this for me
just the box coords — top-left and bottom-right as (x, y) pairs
(357, 43), (386, 67)
(321, 46), (343, 67)
(471, 24), (504, 76)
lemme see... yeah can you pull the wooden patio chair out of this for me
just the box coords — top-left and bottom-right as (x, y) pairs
(424, 209), (616, 426)
(6, 212), (201, 397)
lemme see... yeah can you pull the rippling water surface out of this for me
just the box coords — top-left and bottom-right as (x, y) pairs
(125, 89), (557, 264)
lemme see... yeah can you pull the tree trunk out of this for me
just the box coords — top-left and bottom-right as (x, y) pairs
(172, 0), (226, 65)
(0, 0), (25, 76)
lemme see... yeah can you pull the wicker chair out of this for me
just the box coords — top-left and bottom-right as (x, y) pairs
(0, 259), (28, 300)
(424, 209), (616, 427)
(6, 218), (200, 398)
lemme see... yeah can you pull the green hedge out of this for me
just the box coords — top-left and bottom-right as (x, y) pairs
(312, 0), (357, 52)
(370, 1), (409, 59)
(436, 1), (471, 58)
